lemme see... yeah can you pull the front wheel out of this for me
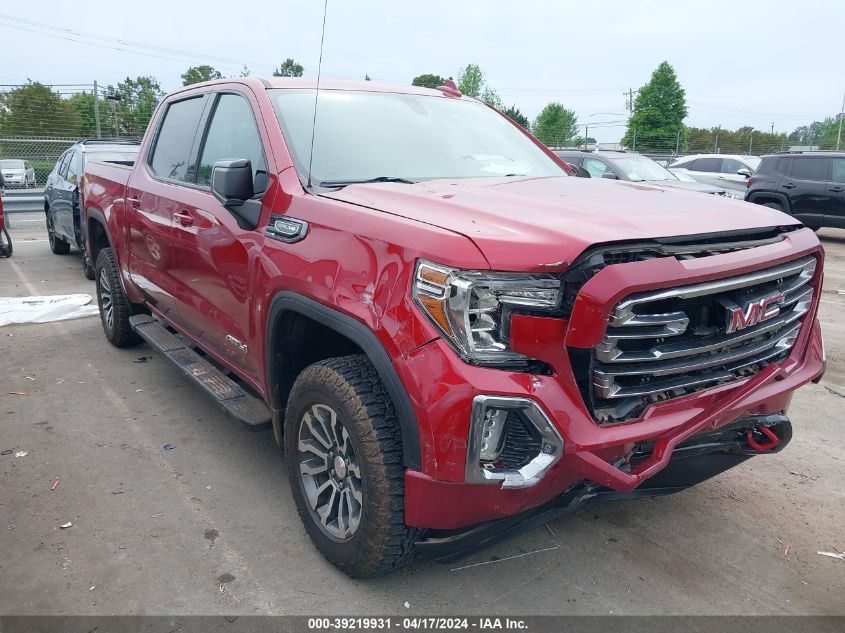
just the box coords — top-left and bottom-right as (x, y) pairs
(95, 248), (140, 348)
(285, 355), (418, 577)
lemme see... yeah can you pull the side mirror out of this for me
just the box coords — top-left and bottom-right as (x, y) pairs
(601, 172), (618, 180)
(211, 159), (254, 207)
(210, 158), (262, 230)
(736, 168), (752, 178)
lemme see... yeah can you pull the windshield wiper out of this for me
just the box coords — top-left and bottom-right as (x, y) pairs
(316, 176), (418, 188)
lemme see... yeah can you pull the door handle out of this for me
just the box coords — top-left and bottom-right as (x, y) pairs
(127, 197), (141, 209)
(174, 210), (194, 227)
(782, 182), (795, 189)
(830, 186), (844, 193)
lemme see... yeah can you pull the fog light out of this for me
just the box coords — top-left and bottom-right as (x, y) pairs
(466, 396), (563, 488)
(479, 409), (508, 461)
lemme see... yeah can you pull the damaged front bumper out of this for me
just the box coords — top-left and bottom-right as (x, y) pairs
(416, 413), (793, 562)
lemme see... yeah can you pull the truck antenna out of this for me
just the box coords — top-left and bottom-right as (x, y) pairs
(306, 0), (329, 190)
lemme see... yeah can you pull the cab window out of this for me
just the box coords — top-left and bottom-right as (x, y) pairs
(148, 96), (206, 183)
(197, 94), (267, 192)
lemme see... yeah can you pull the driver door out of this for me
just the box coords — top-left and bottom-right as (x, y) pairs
(170, 90), (271, 380)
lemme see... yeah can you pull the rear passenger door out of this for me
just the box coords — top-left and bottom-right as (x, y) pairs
(688, 157), (725, 188)
(170, 90), (270, 379)
(782, 156), (831, 228)
(126, 94), (209, 323)
(827, 158), (845, 227)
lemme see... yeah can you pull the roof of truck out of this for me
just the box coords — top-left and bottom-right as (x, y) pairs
(168, 76), (468, 100)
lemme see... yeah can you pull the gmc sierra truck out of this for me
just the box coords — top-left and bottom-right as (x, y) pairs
(82, 77), (825, 577)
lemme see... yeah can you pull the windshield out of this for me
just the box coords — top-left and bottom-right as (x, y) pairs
(0, 160), (25, 169)
(612, 156), (677, 182)
(269, 89), (564, 185)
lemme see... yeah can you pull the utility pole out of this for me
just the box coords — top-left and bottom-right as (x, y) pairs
(93, 81), (102, 138)
(624, 88), (637, 114)
(770, 121), (774, 135)
(749, 131), (753, 156)
(584, 124), (589, 150)
(837, 88), (845, 151)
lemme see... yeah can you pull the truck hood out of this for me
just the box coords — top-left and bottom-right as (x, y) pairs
(321, 176), (799, 271)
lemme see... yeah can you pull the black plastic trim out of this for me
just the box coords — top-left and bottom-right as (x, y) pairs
(265, 292), (422, 470)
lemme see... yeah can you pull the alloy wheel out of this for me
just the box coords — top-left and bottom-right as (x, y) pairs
(98, 266), (114, 331)
(297, 403), (363, 541)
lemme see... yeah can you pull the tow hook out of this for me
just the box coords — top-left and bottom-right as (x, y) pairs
(746, 423), (780, 451)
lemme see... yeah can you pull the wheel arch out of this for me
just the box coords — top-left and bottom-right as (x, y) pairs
(266, 292), (422, 471)
(86, 211), (113, 265)
(747, 190), (791, 212)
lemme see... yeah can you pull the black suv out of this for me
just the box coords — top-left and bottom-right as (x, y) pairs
(44, 138), (139, 278)
(745, 151), (845, 230)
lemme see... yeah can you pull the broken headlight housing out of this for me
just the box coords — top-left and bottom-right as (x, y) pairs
(413, 259), (561, 366)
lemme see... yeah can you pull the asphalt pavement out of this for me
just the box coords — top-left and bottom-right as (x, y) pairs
(1, 221), (843, 616)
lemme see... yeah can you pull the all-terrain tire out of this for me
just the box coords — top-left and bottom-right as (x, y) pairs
(285, 355), (419, 577)
(95, 247), (141, 348)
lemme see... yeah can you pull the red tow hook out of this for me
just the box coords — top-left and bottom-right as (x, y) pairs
(746, 424), (780, 451)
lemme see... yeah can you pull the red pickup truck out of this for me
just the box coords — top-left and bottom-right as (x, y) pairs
(83, 77), (825, 577)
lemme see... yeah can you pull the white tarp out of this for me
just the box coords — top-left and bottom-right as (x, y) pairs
(0, 294), (100, 326)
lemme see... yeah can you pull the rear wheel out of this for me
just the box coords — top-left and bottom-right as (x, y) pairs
(1, 227), (11, 257)
(285, 355), (418, 577)
(95, 247), (140, 348)
(46, 212), (70, 255)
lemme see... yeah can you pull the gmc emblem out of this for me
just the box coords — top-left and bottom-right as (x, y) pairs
(726, 293), (784, 334)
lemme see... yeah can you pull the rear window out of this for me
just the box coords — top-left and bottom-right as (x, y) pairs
(791, 157), (828, 181)
(149, 96), (206, 182)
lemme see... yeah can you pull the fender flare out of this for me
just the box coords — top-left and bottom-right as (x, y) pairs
(747, 191), (791, 212)
(265, 292), (422, 471)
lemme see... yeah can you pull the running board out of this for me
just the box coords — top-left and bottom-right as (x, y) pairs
(129, 315), (272, 431)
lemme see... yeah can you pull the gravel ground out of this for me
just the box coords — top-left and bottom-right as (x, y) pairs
(0, 229), (843, 616)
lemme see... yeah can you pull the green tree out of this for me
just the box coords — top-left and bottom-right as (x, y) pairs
(457, 64), (484, 97)
(623, 61), (688, 153)
(67, 91), (103, 137)
(181, 65), (222, 86)
(480, 85), (502, 109)
(411, 73), (445, 89)
(273, 58), (304, 77)
(502, 104), (530, 130)
(0, 81), (81, 137)
(532, 103), (578, 146)
(108, 76), (164, 136)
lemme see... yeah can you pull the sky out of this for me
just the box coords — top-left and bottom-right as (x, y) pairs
(1, 0), (843, 143)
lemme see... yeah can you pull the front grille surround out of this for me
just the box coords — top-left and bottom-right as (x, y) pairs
(583, 255), (817, 424)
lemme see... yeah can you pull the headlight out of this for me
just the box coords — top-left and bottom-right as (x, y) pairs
(413, 259), (561, 365)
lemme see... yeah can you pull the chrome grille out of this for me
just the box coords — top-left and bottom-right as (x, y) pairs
(591, 256), (816, 423)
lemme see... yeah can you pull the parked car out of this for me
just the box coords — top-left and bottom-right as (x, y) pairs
(556, 149), (742, 198)
(668, 154), (760, 192)
(0, 159), (37, 188)
(83, 77), (824, 577)
(44, 139), (140, 278)
(745, 151), (845, 230)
